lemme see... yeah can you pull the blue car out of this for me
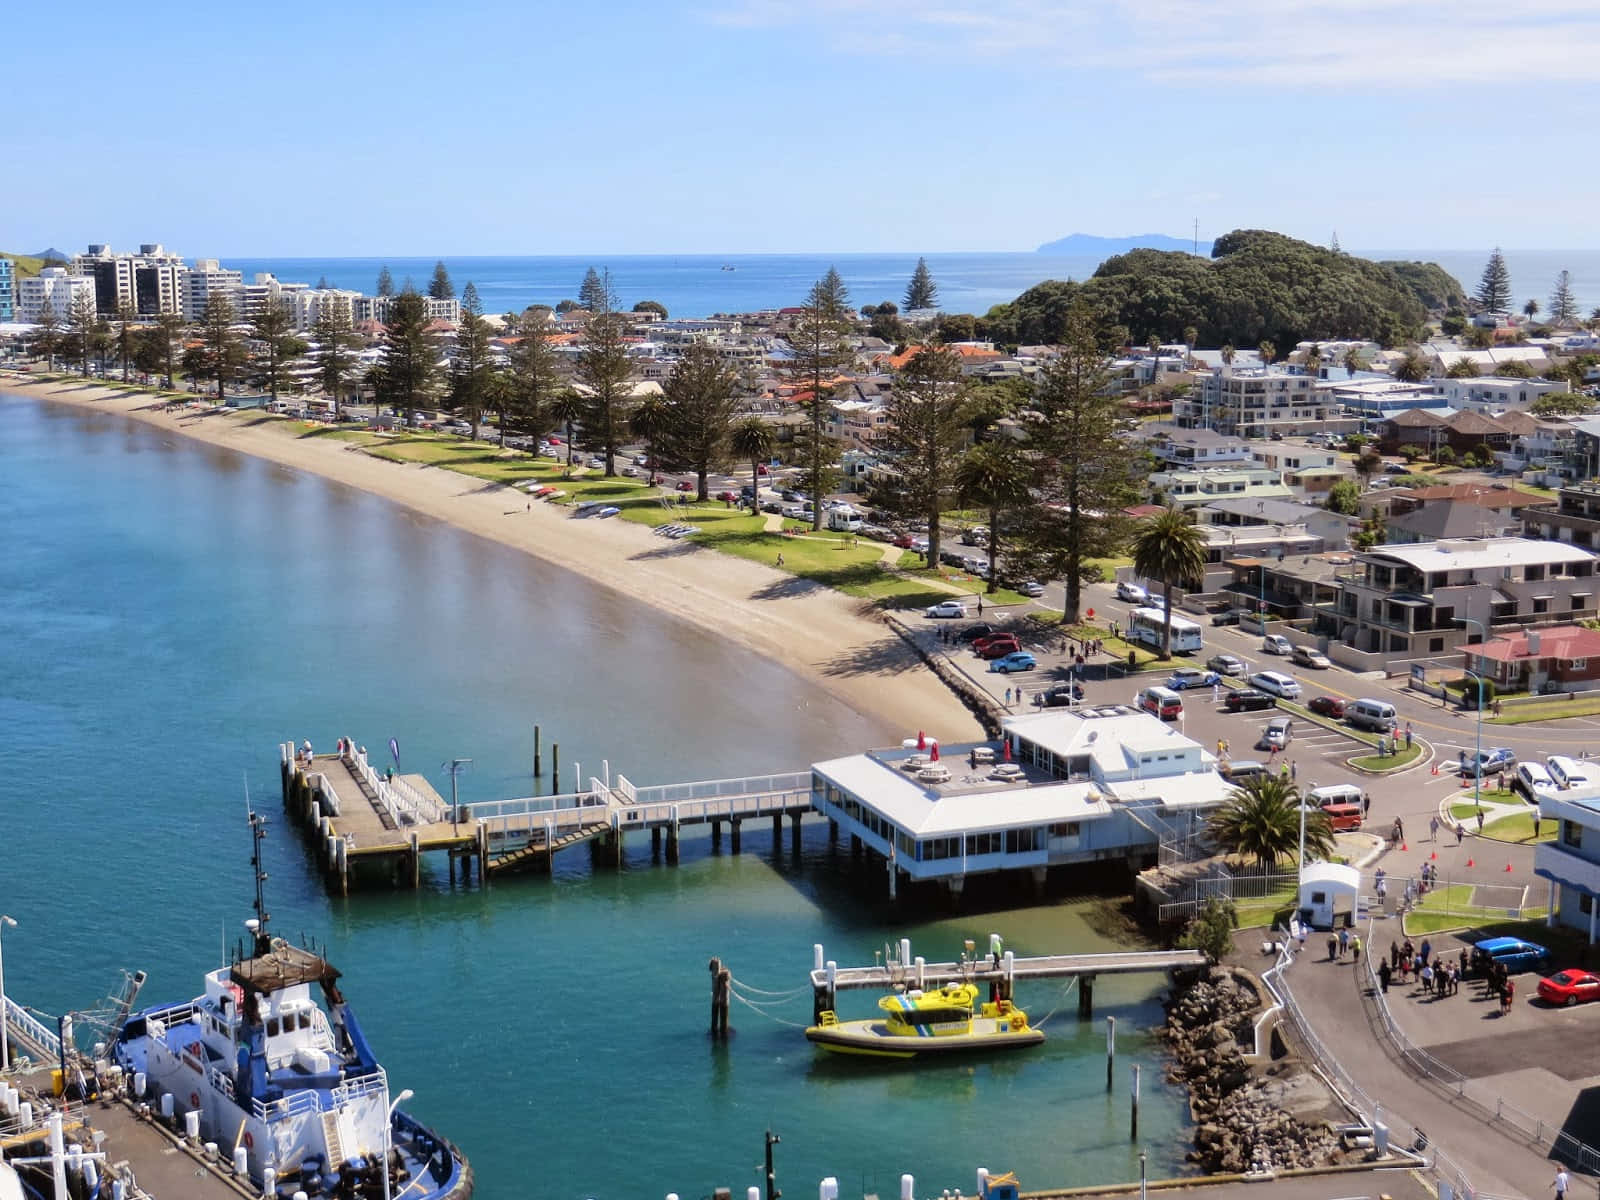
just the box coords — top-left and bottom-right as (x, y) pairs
(988, 651), (1037, 674)
(1459, 747), (1516, 777)
(1475, 936), (1549, 973)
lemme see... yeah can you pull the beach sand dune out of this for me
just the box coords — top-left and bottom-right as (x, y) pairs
(5, 376), (981, 741)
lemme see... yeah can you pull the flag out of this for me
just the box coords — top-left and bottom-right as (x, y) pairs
(389, 738), (400, 766)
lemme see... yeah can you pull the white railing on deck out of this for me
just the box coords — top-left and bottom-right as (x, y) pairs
(630, 771), (810, 806)
(331, 1069), (388, 1106)
(4, 996), (62, 1059)
(345, 745), (446, 826)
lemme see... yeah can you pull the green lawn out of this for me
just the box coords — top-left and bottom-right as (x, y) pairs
(1481, 812), (1557, 844)
(1488, 695), (1600, 725)
(1233, 885), (1299, 929)
(1348, 742), (1424, 771)
(1402, 884), (1547, 935)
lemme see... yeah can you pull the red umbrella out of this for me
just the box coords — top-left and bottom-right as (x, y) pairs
(1002, 739), (1012, 762)
(930, 741), (940, 762)
(916, 730), (927, 750)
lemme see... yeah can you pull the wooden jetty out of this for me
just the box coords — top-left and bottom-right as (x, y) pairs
(804, 936), (1207, 1021)
(279, 738), (812, 891)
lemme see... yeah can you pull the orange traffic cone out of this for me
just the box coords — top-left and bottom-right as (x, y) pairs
(1401, 842), (1407, 851)
(1467, 858), (1475, 867)
(1430, 762), (1439, 776)
(1430, 851), (1437, 860)
(1505, 862), (1514, 872)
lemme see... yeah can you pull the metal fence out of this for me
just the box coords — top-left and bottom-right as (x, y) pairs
(1157, 868), (1297, 924)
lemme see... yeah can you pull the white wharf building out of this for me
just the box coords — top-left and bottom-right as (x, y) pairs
(810, 706), (1235, 898)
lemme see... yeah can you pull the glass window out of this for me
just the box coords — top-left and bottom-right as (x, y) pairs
(1564, 821), (1583, 849)
(267, 1018), (280, 1037)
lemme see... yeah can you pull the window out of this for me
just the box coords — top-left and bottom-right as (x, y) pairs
(1581, 893), (1594, 916)
(267, 1018), (280, 1037)
(1564, 821), (1584, 849)
(1049, 822), (1081, 837)
(1533, 598), (1550, 615)
(1429, 638), (1445, 653)
(1573, 659), (1588, 671)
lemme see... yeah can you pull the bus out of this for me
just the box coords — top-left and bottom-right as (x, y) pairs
(1127, 606), (1203, 654)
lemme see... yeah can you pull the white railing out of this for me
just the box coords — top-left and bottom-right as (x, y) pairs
(331, 1069), (388, 1106)
(629, 771), (810, 806)
(345, 745), (446, 826)
(253, 1089), (321, 1121)
(4, 996), (62, 1059)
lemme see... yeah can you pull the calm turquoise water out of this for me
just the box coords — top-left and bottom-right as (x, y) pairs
(0, 394), (1192, 1198)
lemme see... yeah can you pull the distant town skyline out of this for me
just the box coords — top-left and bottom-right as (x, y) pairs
(8, 0), (1600, 256)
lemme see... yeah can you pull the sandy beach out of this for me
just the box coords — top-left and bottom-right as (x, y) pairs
(2, 373), (981, 741)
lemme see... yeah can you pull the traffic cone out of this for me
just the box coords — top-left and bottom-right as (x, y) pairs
(1401, 842), (1407, 851)
(1430, 762), (1439, 776)
(1467, 858), (1475, 867)
(1505, 862), (1514, 872)
(1430, 851), (1437, 860)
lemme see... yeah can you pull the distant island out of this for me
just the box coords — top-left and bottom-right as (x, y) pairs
(1036, 232), (1195, 256)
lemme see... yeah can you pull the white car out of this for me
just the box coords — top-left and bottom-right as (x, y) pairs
(1248, 670), (1302, 700)
(1115, 580), (1148, 604)
(1018, 580), (1045, 598)
(1262, 633), (1293, 656)
(926, 600), (969, 619)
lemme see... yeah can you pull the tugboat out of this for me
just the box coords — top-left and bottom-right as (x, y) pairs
(805, 981), (1044, 1059)
(111, 810), (472, 1199)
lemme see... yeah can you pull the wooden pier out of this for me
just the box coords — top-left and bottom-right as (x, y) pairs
(805, 937), (1207, 1021)
(279, 738), (813, 891)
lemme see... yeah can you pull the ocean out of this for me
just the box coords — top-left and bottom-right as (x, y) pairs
(223, 247), (1600, 324)
(0, 394), (1192, 1198)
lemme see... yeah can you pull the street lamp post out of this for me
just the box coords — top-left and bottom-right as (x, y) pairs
(1459, 617), (1489, 812)
(0, 915), (15, 1072)
(382, 1087), (414, 1200)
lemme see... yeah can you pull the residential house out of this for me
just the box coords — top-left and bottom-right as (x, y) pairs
(1329, 378), (1440, 423)
(1219, 552), (1349, 620)
(1377, 408), (1520, 458)
(1438, 375), (1569, 413)
(1318, 537), (1600, 659)
(1534, 785), (1600, 942)
(1525, 480), (1600, 549)
(1148, 465), (1294, 510)
(1144, 426), (1254, 467)
(1383, 483), (1555, 544)
(1463, 625), (1600, 694)
(1196, 495), (1353, 551)
(1422, 344), (1550, 377)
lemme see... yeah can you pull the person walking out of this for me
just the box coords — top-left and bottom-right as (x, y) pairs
(1455, 822), (1465, 845)
(1327, 935), (1339, 962)
(1351, 932), (1362, 962)
(1420, 962), (1434, 993)
(1338, 927), (1350, 958)
(1477, 807), (1485, 834)
(1404, 721), (1414, 749)
(1290, 760), (1298, 782)
(1363, 792), (1372, 817)
(1430, 814), (1440, 841)
(1420, 938), (1432, 967)
(1555, 1166), (1570, 1200)
(1378, 959), (1392, 992)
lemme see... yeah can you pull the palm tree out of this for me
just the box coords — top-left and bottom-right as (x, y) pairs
(1393, 347), (1429, 383)
(1257, 340), (1275, 366)
(1342, 345), (1362, 376)
(1525, 299), (1540, 324)
(1304, 343), (1323, 380)
(1130, 507), (1206, 659)
(1207, 775), (1335, 871)
(547, 389), (586, 473)
(954, 441), (1033, 594)
(730, 417), (775, 515)
(1220, 344), (1236, 366)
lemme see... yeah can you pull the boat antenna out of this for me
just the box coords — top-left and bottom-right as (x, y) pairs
(247, 780), (272, 957)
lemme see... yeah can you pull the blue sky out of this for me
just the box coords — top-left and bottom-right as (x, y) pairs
(6, 0), (1599, 255)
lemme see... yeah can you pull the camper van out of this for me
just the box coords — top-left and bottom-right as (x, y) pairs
(827, 506), (863, 533)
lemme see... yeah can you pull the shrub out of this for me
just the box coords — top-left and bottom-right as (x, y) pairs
(1180, 897), (1239, 963)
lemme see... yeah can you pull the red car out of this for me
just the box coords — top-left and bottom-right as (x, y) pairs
(1537, 970), (1600, 1006)
(978, 637), (1022, 660)
(971, 633), (1016, 652)
(893, 533), (916, 549)
(675, 480), (695, 492)
(757, 464), (770, 475)
(1308, 696), (1347, 718)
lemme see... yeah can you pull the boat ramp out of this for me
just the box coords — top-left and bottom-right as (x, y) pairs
(280, 740), (811, 892)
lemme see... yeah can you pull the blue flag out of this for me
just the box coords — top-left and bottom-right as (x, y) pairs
(389, 737), (400, 766)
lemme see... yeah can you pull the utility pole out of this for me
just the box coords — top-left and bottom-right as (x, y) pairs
(442, 759), (472, 833)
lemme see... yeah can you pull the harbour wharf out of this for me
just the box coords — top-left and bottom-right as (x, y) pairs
(279, 739), (812, 891)
(804, 938), (1207, 1021)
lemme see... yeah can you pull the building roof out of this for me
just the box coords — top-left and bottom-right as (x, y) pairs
(1362, 537), (1598, 572)
(1468, 625), (1600, 664)
(1385, 503), (1520, 541)
(1393, 482), (1554, 510)
(1385, 408), (1449, 427)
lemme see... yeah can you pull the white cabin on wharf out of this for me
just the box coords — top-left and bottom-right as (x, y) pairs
(810, 706), (1235, 899)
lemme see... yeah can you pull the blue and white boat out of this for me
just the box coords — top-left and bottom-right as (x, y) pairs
(112, 812), (472, 1199)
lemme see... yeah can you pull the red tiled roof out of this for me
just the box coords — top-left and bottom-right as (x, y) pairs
(1398, 483), (1551, 509)
(1469, 626), (1600, 663)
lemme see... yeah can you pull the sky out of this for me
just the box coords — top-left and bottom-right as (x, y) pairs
(6, 0), (1600, 256)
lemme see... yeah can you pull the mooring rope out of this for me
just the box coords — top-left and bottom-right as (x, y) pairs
(1027, 976), (1079, 1029)
(729, 988), (810, 1029)
(728, 975), (810, 1000)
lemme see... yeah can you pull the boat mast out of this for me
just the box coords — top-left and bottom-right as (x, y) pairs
(248, 807), (272, 957)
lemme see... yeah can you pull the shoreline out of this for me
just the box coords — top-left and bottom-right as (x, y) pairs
(2, 373), (981, 742)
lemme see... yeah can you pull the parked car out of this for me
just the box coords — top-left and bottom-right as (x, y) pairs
(1308, 695), (1347, 718)
(1257, 716), (1295, 751)
(893, 533), (916, 549)
(1459, 747), (1517, 777)
(925, 600), (968, 619)
(1537, 970), (1600, 1006)
(1224, 689), (1276, 713)
(978, 637), (1023, 660)
(957, 623), (997, 644)
(1219, 759), (1268, 782)
(1115, 580), (1148, 604)
(1513, 761), (1558, 802)
(1165, 668), (1220, 691)
(1206, 654), (1246, 677)
(1291, 646), (1331, 669)
(1262, 633), (1293, 656)
(1037, 683), (1084, 707)
(1018, 580), (1045, 598)
(1248, 671), (1301, 700)
(1211, 609), (1242, 626)
(1547, 755), (1592, 790)
(1475, 937), (1549, 974)
(971, 632), (1015, 651)
(988, 651), (1037, 673)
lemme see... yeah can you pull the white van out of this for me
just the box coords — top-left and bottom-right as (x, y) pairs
(1547, 755), (1593, 791)
(1306, 783), (1363, 809)
(1262, 633), (1293, 656)
(1346, 698), (1398, 733)
(827, 507), (863, 532)
(1513, 761), (1557, 801)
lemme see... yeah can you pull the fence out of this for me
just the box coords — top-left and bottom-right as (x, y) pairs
(1373, 874), (1539, 924)
(1357, 922), (1600, 1175)
(1156, 868), (1297, 924)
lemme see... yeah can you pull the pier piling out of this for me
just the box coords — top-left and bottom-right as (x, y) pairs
(711, 819), (722, 853)
(551, 744), (559, 799)
(666, 822), (680, 865)
(1106, 1016), (1116, 1092)
(1130, 1063), (1140, 1142)
(1079, 974), (1095, 1019)
(790, 812), (802, 855)
(533, 724), (542, 779)
(771, 813), (783, 850)
(709, 958), (731, 1038)
(652, 827), (662, 858)
(730, 819), (741, 854)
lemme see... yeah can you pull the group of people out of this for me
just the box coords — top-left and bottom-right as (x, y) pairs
(1378, 938), (1464, 998)
(1327, 926), (1363, 961)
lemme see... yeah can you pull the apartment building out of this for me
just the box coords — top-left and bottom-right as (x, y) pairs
(234, 274), (309, 323)
(17, 268), (96, 322)
(1437, 375), (1569, 414)
(1524, 480), (1600, 549)
(350, 294), (462, 325)
(1319, 537), (1600, 658)
(72, 244), (185, 316)
(0, 257), (13, 321)
(1176, 364), (1337, 436)
(288, 288), (361, 333)
(183, 259), (246, 320)
(1147, 464), (1294, 510)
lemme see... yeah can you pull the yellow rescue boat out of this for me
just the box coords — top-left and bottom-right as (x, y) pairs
(804, 981), (1044, 1059)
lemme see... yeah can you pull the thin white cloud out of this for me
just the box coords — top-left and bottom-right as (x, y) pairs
(703, 0), (1600, 86)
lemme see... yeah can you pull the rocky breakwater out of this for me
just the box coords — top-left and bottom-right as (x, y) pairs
(1163, 969), (1344, 1174)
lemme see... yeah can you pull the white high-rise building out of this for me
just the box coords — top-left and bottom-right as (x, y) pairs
(72, 243), (186, 316)
(17, 268), (96, 322)
(181, 259), (245, 320)
(289, 289), (361, 333)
